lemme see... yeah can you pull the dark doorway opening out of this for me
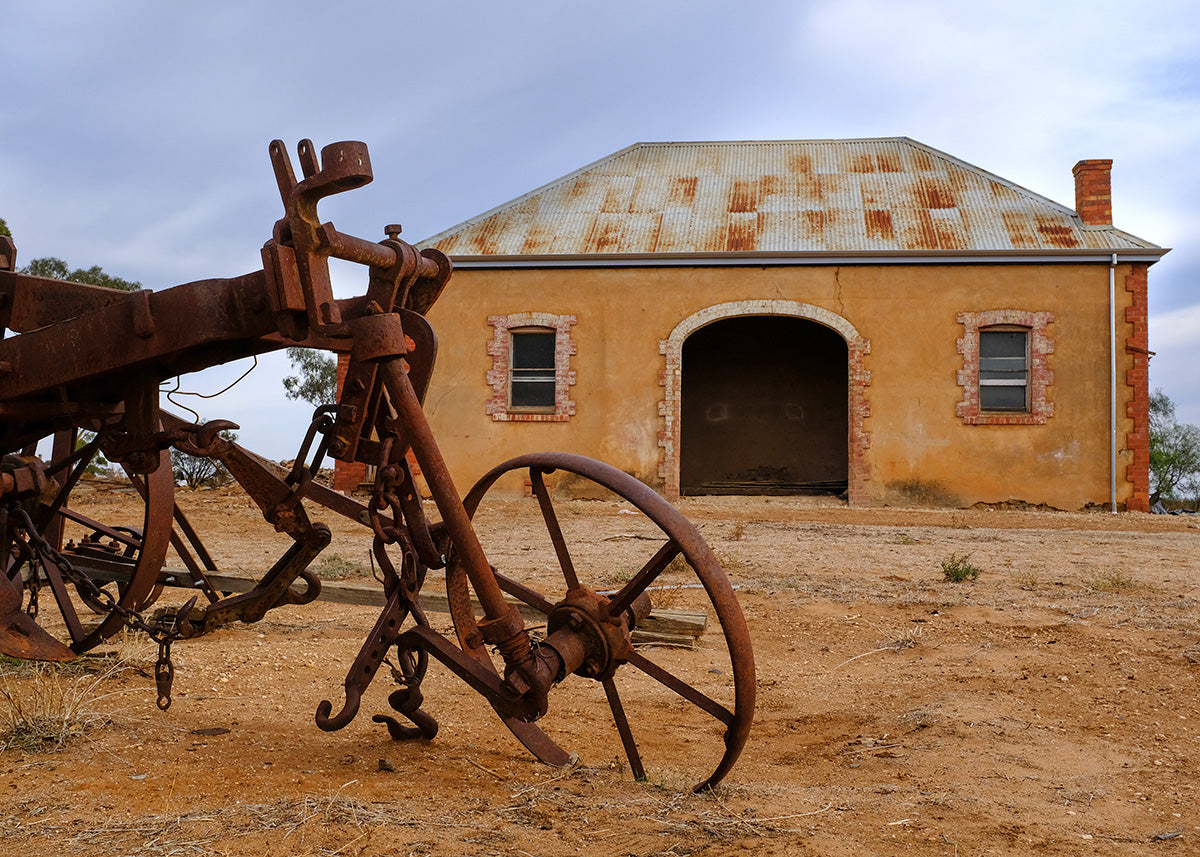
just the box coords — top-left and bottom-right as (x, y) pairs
(680, 316), (848, 495)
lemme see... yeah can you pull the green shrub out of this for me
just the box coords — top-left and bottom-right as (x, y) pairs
(940, 552), (981, 583)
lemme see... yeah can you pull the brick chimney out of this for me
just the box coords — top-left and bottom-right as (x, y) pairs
(1072, 159), (1113, 226)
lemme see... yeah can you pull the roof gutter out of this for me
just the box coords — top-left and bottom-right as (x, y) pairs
(443, 248), (1170, 270)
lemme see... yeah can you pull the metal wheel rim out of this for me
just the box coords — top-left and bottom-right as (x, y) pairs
(450, 451), (755, 791)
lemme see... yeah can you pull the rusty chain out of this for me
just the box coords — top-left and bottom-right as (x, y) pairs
(9, 506), (190, 710)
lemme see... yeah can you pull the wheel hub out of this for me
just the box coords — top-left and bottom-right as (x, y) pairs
(547, 586), (630, 680)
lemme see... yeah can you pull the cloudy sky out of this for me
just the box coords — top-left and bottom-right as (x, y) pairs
(2, 0), (1197, 460)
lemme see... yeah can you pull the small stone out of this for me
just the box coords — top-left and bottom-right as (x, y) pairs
(378, 758), (395, 772)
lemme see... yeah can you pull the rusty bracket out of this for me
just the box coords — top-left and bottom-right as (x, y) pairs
(0, 454), (49, 501)
(184, 525), (329, 635)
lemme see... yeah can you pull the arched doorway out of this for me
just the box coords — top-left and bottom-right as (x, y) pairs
(679, 316), (849, 495)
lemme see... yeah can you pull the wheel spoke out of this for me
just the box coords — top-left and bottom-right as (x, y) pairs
(493, 569), (554, 615)
(625, 649), (735, 727)
(57, 507), (141, 552)
(606, 539), (680, 620)
(36, 552), (86, 642)
(530, 468), (579, 590)
(168, 506), (224, 603)
(603, 676), (645, 781)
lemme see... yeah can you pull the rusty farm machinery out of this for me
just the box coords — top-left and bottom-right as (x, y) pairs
(0, 140), (754, 791)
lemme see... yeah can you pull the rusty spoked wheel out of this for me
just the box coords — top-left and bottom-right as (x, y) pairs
(17, 429), (175, 654)
(451, 452), (755, 792)
(72, 525), (165, 615)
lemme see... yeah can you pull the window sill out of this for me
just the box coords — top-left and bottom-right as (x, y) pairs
(963, 411), (1047, 426)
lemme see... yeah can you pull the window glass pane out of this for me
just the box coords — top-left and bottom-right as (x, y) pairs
(980, 384), (1026, 411)
(511, 378), (556, 408)
(980, 330), (1026, 359)
(512, 331), (556, 370)
(979, 356), (1026, 376)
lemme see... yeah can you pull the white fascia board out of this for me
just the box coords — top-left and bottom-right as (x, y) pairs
(447, 249), (1170, 270)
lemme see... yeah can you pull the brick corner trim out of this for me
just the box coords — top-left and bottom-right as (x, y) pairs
(1123, 264), (1151, 512)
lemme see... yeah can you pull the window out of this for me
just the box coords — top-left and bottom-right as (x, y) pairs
(978, 328), (1028, 411)
(509, 328), (557, 410)
(487, 312), (576, 421)
(956, 310), (1053, 425)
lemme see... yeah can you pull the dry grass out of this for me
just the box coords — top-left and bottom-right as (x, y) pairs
(0, 773), (820, 856)
(1011, 568), (1041, 590)
(0, 791), (435, 856)
(1086, 569), (1137, 593)
(309, 551), (373, 579)
(0, 642), (152, 752)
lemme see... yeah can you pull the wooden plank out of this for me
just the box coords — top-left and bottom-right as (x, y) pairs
(197, 571), (707, 645)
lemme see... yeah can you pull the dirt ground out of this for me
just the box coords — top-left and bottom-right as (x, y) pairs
(2, 480), (1200, 856)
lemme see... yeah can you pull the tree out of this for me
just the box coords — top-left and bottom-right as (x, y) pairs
(170, 425), (237, 490)
(1148, 389), (1200, 505)
(282, 347), (337, 406)
(19, 256), (141, 291)
(76, 431), (113, 477)
(0, 218), (10, 238)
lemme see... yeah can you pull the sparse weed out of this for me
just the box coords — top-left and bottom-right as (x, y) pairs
(647, 582), (687, 610)
(893, 533), (919, 545)
(940, 552), (981, 583)
(862, 617), (924, 651)
(310, 552), (370, 579)
(1012, 569), (1040, 591)
(1087, 570), (1137, 593)
(714, 551), (749, 572)
(729, 521), (746, 541)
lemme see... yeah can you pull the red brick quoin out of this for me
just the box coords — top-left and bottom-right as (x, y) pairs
(1124, 264), (1151, 512)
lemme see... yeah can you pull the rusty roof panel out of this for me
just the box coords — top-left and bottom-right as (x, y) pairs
(421, 138), (1161, 257)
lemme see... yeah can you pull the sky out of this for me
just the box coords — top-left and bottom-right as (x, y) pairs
(2, 0), (1198, 461)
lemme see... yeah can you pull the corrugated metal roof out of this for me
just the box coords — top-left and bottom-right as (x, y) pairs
(419, 138), (1162, 259)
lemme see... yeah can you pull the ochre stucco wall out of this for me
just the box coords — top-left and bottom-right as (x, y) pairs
(421, 262), (1142, 509)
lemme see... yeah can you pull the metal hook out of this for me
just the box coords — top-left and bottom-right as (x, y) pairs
(315, 686), (362, 732)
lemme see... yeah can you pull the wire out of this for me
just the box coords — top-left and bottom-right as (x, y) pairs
(161, 355), (259, 421)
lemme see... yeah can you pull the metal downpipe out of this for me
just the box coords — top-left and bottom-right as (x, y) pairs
(1110, 253), (1118, 514)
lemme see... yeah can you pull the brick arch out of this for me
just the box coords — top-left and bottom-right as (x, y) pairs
(657, 300), (871, 503)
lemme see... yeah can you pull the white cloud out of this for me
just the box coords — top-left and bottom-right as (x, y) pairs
(2, 0), (1199, 456)
(1152, 304), (1200, 351)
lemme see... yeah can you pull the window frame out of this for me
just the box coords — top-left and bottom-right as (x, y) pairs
(956, 310), (1054, 426)
(486, 312), (577, 422)
(977, 326), (1030, 413)
(507, 327), (559, 414)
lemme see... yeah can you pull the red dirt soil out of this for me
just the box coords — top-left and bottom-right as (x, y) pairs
(2, 484), (1199, 856)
